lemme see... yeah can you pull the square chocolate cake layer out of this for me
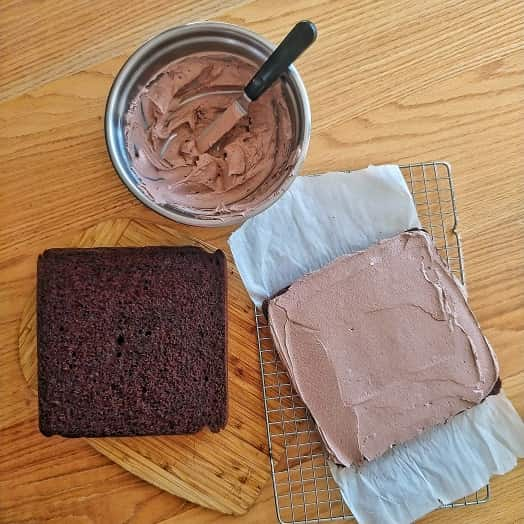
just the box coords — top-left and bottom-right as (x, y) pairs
(268, 231), (498, 466)
(37, 246), (227, 437)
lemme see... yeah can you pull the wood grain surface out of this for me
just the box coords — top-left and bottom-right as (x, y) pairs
(1, 0), (523, 523)
(17, 218), (282, 516)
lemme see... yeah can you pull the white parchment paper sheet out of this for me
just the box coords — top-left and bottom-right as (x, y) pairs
(228, 165), (524, 523)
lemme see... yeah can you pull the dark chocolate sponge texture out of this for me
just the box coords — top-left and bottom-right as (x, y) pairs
(37, 246), (227, 437)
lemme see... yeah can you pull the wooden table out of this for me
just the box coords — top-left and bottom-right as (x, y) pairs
(1, 1), (522, 522)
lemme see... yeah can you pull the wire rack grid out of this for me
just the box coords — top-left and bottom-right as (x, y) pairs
(254, 161), (490, 524)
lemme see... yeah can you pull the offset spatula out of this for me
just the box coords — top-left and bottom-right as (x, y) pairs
(196, 20), (317, 153)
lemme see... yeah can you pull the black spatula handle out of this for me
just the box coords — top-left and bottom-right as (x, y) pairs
(244, 20), (317, 101)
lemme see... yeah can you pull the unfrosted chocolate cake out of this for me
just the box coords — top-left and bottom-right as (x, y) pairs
(37, 246), (228, 437)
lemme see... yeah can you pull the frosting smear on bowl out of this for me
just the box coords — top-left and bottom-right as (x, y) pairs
(125, 52), (294, 215)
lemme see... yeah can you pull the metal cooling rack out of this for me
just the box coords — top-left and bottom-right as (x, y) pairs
(255, 161), (490, 523)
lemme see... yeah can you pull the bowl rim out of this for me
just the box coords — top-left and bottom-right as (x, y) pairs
(104, 21), (311, 227)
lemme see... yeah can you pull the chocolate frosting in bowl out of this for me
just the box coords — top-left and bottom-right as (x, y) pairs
(268, 231), (499, 466)
(125, 52), (295, 217)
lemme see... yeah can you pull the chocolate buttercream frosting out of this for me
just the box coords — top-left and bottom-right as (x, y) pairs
(126, 52), (294, 215)
(268, 231), (499, 466)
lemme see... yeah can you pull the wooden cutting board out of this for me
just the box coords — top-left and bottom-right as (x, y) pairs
(18, 217), (283, 515)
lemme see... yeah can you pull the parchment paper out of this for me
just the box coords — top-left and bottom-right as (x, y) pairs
(228, 165), (524, 523)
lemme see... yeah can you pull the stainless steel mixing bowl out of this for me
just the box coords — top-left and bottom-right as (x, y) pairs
(105, 21), (311, 227)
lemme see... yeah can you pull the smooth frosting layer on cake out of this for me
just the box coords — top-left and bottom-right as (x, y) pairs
(268, 231), (499, 466)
